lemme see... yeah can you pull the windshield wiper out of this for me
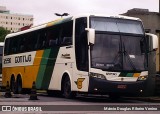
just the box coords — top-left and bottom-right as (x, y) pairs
(112, 39), (137, 71)
(112, 41), (122, 69)
(122, 42), (137, 71)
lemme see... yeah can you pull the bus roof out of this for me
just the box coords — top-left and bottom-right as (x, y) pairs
(72, 13), (141, 21)
(5, 14), (141, 39)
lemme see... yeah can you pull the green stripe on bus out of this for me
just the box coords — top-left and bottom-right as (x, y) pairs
(119, 73), (135, 77)
(119, 72), (128, 77)
(41, 48), (59, 89)
(126, 73), (134, 77)
(36, 48), (59, 89)
(36, 49), (51, 89)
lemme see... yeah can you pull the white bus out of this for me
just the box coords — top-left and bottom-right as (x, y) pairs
(2, 14), (158, 98)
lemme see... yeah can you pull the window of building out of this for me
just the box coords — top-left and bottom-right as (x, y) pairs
(30, 18), (33, 21)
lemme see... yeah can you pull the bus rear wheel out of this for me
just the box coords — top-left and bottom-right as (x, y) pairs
(62, 76), (76, 99)
(15, 76), (22, 94)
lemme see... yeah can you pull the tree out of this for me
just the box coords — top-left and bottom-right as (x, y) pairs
(0, 27), (10, 42)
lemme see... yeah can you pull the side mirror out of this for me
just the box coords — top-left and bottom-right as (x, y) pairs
(145, 33), (158, 51)
(85, 28), (95, 44)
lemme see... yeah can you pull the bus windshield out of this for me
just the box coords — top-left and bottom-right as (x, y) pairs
(91, 17), (144, 34)
(90, 17), (147, 72)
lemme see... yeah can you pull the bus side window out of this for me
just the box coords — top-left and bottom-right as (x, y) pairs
(45, 25), (61, 48)
(4, 39), (10, 55)
(61, 37), (72, 46)
(20, 37), (26, 52)
(35, 32), (41, 50)
(49, 39), (58, 47)
(46, 28), (58, 48)
(35, 30), (47, 50)
(10, 37), (19, 54)
(60, 21), (73, 46)
(29, 31), (37, 51)
(24, 32), (36, 52)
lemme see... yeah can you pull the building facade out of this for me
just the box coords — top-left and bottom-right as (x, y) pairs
(123, 8), (160, 34)
(0, 6), (33, 32)
(123, 8), (160, 95)
(123, 8), (160, 73)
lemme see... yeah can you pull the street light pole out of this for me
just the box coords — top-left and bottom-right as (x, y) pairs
(55, 13), (69, 18)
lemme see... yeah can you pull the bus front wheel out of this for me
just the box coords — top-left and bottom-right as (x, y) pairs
(16, 76), (22, 94)
(62, 76), (76, 99)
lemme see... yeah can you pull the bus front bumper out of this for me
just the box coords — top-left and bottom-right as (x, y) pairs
(88, 77), (145, 96)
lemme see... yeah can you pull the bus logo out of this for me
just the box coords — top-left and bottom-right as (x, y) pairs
(75, 78), (85, 89)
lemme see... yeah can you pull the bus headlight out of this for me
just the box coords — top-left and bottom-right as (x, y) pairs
(137, 75), (148, 81)
(89, 72), (106, 80)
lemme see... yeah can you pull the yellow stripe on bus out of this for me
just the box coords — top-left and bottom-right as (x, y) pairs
(133, 73), (140, 77)
(22, 50), (44, 88)
(33, 50), (44, 65)
(47, 19), (63, 27)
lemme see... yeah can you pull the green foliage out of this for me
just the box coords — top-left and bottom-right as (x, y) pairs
(0, 27), (10, 42)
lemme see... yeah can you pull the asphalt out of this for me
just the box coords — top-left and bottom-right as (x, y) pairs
(0, 87), (160, 103)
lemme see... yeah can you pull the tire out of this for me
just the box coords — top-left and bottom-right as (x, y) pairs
(17, 77), (22, 94)
(10, 77), (15, 92)
(62, 76), (76, 99)
(10, 76), (18, 94)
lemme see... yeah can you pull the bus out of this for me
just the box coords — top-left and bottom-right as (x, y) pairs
(0, 42), (4, 86)
(2, 14), (158, 98)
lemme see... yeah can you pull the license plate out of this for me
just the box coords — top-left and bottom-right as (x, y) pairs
(117, 85), (127, 89)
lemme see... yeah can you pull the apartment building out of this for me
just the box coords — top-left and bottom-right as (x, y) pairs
(0, 6), (33, 32)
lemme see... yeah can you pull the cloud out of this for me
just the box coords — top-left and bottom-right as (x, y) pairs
(0, 0), (158, 25)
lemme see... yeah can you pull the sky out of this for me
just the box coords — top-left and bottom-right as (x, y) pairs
(0, 0), (159, 25)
